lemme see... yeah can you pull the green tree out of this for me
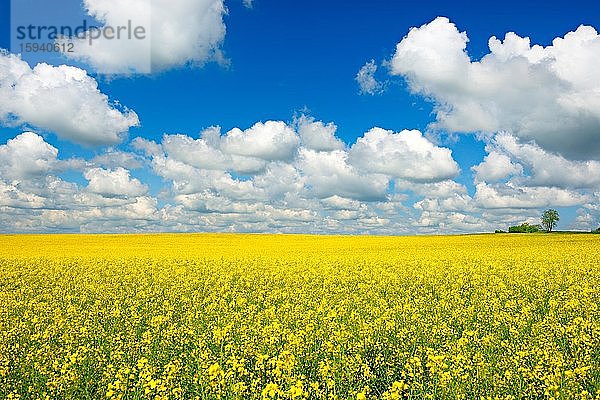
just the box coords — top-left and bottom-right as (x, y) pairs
(541, 209), (560, 233)
(508, 223), (541, 233)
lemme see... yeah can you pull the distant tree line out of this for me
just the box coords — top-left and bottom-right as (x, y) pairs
(495, 209), (599, 234)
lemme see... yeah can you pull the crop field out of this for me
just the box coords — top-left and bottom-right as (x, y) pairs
(1, 233), (599, 399)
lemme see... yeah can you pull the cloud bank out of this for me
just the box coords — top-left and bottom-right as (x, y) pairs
(0, 119), (488, 234)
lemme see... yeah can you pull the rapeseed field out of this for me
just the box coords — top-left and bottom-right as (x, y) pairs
(0, 234), (599, 399)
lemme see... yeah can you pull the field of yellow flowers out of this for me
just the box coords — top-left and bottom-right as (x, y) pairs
(1, 233), (599, 399)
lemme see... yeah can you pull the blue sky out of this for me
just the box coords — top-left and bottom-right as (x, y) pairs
(0, 0), (599, 233)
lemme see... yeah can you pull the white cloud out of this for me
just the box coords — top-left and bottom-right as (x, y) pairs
(298, 148), (389, 201)
(491, 133), (600, 189)
(0, 179), (46, 209)
(403, 179), (481, 232)
(91, 150), (144, 170)
(573, 208), (596, 230)
(102, 196), (158, 220)
(404, 179), (468, 198)
(162, 133), (229, 170)
(162, 130), (267, 174)
(130, 121), (396, 214)
(321, 195), (362, 211)
(39, 196), (159, 230)
(414, 194), (473, 213)
(472, 150), (522, 183)
(356, 60), (384, 95)
(0, 133), (161, 232)
(296, 115), (345, 151)
(390, 17), (600, 160)
(59, 0), (227, 73)
(0, 52), (139, 145)
(174, 192), (262, 214)
(348, 128), (460, 182)
(3, 116), (594, 234)
(474, 182), (588, 209)
(84, 167), (148, 197)
(252, 162), (304, 200)
(131, 137), (162, 157)
(413, 210), (487, 233)
(221, 121), (300, 161)
(149, 155), (256, 198)
(578, 195), (600, 231)
(0, 132), (58, 180)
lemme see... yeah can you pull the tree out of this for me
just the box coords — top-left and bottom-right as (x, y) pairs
(541, 209), (560, 233)
(508, 223), (541, 233)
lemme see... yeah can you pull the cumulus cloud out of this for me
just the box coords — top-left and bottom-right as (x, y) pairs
(0, 132), (159, 232)
(403, 179), (484, 232)
(91, 150), (144, 170)
(577, 194), (600, 231)
(252, 162), (304, 201)
(405, 180), (468, 198)
(471, 132), (600, 190)
(465, 131), (598, 228)
(84, 167), (148, 197)
(0, 132), (58, 180)
(491, 133), (600, 189)
(123, 119), (473, 233)
(131, 136), (162, 157)
(9, 114), (592, 234)
(390, 17), (600, 160)
(472, 150), (523, 183)
(298, 148), (389, 201)
(132, 120), (310, 179)
(1, 117), (593, 234)
(321, 195), (362, 211)
(0, 179), (46, 209)
(145, 121), (304, 176)
(474, 182), (589, 209)
(162, 132), (267, 174)
(413, 209), (486, 233)
(149, 155), (259, 198)
(356, 60), (384, 95)
(349, 128), (460, 182)
(573, 208), (597, 231)
(58, 0), (227, 73)
(221, 121), (300, 161)
(0, 52), (139, 145)
(122, 118), (468, 230)
(296, 115), (345, 152)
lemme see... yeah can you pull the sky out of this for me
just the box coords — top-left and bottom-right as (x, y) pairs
(0, 0), (599, 234)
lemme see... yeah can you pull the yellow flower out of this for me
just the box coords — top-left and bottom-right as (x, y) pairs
(262, 383), (280, 398)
